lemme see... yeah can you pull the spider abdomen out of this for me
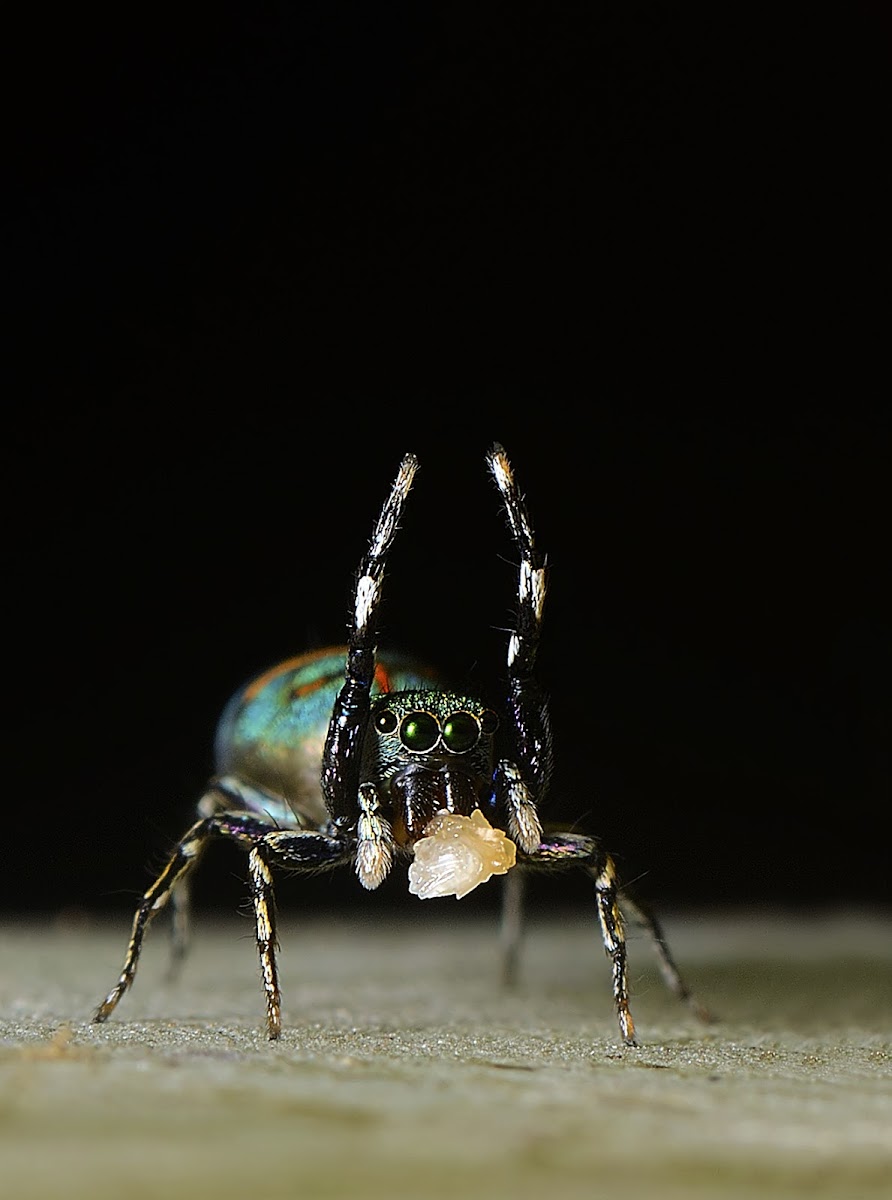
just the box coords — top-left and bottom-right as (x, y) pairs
(214, 647), (437, 827)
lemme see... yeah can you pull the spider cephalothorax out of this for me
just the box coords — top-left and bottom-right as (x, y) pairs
(93, 444), (708, 1045)
(365, 690), (501, 848)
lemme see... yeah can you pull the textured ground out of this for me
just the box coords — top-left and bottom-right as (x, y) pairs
(1, 909), (890, 1200)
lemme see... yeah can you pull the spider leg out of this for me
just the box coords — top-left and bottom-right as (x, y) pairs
(92, 812), (349, 1039)
(165, 877), (192, 981)
(493, 759), (543, 854)
(590, 854), (638, 1046)
(619, 886), (714, 1023)
(159, 775), (294, 984)
(499, 867), (526, 988)
(487, 443), (551, 845)
(516, 831), (708, 1042)
(355, 782), (394, 889)
(322, 453), (418, 842)
(514, 832), (636, 1044)
(247, 829), (352, 1038)
(94, 814), (230, 1027)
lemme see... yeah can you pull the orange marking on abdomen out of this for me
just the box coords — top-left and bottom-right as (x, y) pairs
(374, 662), (394, 693)
(241, 646), (347, 702)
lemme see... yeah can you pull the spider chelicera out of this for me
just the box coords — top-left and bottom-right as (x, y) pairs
(93, 444), (708, 1044)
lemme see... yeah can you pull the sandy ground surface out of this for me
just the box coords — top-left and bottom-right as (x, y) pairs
(1, 909), (890, 1200)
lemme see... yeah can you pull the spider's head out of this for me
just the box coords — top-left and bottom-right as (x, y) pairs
(367, 689), (499, 846)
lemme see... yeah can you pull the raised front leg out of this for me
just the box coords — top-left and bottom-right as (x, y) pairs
(322, 453), (418, 825)
(487, 443), (553, 811)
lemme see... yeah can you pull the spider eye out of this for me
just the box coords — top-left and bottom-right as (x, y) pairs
(441, 711), (480, 753)
(479, 709), (499, 735)
(400, 711), (440, 752)
(375, 709), (398, 734)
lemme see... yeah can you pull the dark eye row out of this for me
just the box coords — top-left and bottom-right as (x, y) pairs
(374, 707), (499, 753)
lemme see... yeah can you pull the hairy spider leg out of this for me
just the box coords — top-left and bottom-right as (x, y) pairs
(321, 453), (418, 886)
(486, 443), (550, 983)
(92, 807), (350, 1038)
(486, 443), (551, 855)
(486, 445), (707, 1039)
(499, 867), (711, 1029)
(92, 808), (274, 1027)
(619, 888), (714, 1024)
(245, 829), (352, 1037)
(515, 832), (639, 1045)
(165, 877), (192, 981)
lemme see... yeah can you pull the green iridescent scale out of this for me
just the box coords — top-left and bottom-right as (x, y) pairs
(214, 647), (436, 825)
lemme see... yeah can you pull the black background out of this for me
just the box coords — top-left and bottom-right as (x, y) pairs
(6, 7), (890, 920)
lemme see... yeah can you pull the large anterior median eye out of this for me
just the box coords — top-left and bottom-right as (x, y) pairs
(400, 711), (440, 752)
(441, 711), (480, 753)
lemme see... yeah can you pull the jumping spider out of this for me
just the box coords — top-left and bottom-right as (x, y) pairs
(94, 444), (707, 1044)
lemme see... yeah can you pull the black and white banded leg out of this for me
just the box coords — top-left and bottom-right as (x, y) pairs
(322, 453), (418, 885)
(487, 443), (551, 853)
(514, 832), (711, 1044)
(244, 829), (352, 1037)
(620, 887), (714, 1024)
(487, 443), (551, 980)
(515, 833), (639, 1045)
(93, 813), (350, 1038)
